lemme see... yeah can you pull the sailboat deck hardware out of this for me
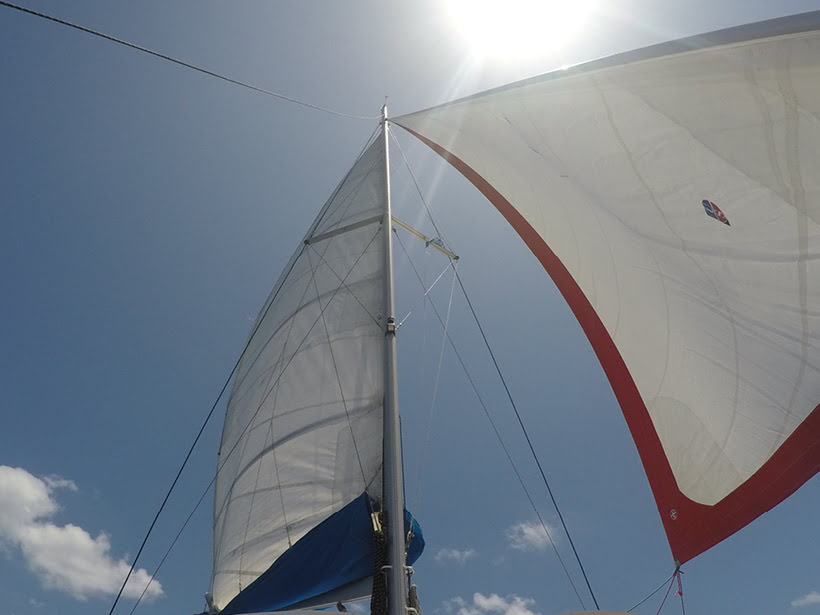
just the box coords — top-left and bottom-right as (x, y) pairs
(392, 216), (458, 260)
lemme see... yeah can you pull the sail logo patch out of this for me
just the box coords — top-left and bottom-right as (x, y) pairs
(702, 199), (730, 226)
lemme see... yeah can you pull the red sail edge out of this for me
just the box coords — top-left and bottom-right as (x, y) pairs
(399, 124), (820, 564)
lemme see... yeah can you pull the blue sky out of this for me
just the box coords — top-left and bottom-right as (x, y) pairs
(1, 2), (820, 615)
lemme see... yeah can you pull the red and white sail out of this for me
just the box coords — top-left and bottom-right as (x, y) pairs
(397, 11), (820, 564)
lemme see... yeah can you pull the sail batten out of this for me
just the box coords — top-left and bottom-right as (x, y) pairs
(397, 11), (820, 563)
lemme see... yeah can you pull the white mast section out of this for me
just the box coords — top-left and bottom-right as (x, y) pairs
(380, 105), (408, 615)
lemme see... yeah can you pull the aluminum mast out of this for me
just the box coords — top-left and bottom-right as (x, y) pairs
(380, 105), (408, 615)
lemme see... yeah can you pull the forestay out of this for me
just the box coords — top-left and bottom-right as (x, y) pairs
(397, 12), (820, 564)
(213, 137), (387, 610)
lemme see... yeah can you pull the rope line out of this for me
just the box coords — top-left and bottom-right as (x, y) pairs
(403, 244), (458, 527)
(227, 126), (380, 397)
(627, 573), (675, 612)
(108, 217), (323, 613)
(398, 259), (454, 327)
(654, 575), (677, 615)
(105, 345), (244, 615)
(454, 274), (600, 609)
(676, 571), (686, 615)
(306, 247), (369, 487)
(127, 481), (215, 614)
(389, 133), (453, 249)
(307, 242), (382, 328)
(105, 342), (259, 615)
(0, 0), (377, 120)
(113, 220), (381, 614)
(391, 129), (600, 609)
(107, 219), (321, 613)
(127, 214), (378, 615)
(393, 231), (587, 611)
(117, 128), (383, 613)
(214, 229), (383, 493)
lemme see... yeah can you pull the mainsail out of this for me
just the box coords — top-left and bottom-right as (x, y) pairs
(212, 136), (422, 614)
(397, 11), (820, 565)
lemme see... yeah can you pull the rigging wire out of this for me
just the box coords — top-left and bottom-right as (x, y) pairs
(394, 230), (587, 611)
(626, 573), (676, 612)
(113, 125), (383, 614)
(128, 481), (215, 615)
(307, 241), (383, 329)
(127, 226), (383, 614)
(105, 223), (324, 614)
(676, 571), (686, 615)
(398, 260), (455, 327)
(454, 273), (601, 610)
(213, 130), (383, 565)
(391, 132), (601, 609)
(398, 241), (459, 525)
(306, 247), (369, 487)
(653, 574), (677, 615)
(0, 0), (378, 121)
(104, 360), (243, 615)
(214, 229), (385, 543)
(389, 132), (454, 250)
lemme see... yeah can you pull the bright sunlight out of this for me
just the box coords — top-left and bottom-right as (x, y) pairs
(447, 0), (596, 59)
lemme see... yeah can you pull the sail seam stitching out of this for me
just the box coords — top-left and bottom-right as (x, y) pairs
(219, 244), (318, 574)
(228, 129), (380, 397)
(211, 229), (382, 607)
(306, 247), (369, 488)
(306, 243), (383, 329)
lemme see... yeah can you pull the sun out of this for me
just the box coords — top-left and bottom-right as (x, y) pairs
(447, 0), (596, 60)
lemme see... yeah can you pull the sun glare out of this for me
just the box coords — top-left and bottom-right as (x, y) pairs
(447, 0), (595, 59)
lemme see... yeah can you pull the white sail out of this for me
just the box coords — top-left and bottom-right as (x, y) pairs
(212, 137), (387, 610)
(397, 12), (820, 563)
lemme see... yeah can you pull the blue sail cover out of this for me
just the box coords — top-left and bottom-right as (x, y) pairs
(221, 493), (424, 615)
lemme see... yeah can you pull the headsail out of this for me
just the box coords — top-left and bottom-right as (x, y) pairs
(213, 136), (393, 612)
(397, 11), (820, 564)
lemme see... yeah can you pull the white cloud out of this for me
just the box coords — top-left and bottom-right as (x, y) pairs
(42, 475), (78, 492)
(792, 592), (820, 608)
(435, 548), (477, 565)
(505, 521), (556, 551)
(442, 596), (467, 614)
(0, 466), (163, 602)
(443, 593), (539, 615)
